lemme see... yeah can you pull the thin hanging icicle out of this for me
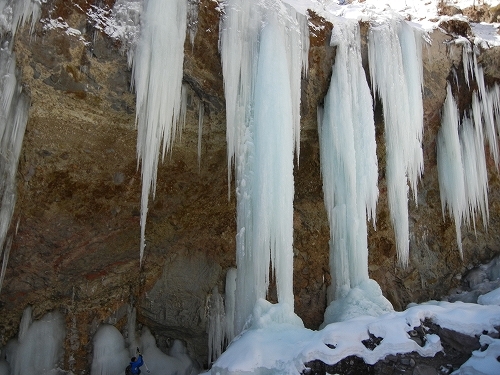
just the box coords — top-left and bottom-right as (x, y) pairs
(0, 0), (42, 36)
(460, 115), (489, 232)
(461, 42), (500, 169)
(219, 0), (307, 335)
(207, 286), (225, 365)
(224, 268), (236, 345)
(368, 18), (424, 267)
(197, 101), (204, 168)
(436, 42), (496, 257)
(187, 0), (199, 46)
(132, 0), (187, 263)
(437, 84), (466, 258)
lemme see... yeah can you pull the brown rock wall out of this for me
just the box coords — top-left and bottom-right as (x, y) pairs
(0, 1), (499, 372)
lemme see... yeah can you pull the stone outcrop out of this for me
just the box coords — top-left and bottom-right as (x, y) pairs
(0, 0), (499, 372)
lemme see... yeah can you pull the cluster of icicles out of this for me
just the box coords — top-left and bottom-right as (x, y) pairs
(438, 41), (500, 258)
(126, 0), (500, 363)
(0, 0), (499, 367)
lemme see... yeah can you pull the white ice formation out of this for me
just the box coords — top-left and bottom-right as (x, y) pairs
(0, 0), (41, 293)
(131, 0), (188, 263)
(219, 0), (308, 335)
(368, 17), (425, 267)
(437, 41), (498, 255)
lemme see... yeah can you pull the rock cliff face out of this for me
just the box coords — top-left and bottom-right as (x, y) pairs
(0, 0), (500, 371)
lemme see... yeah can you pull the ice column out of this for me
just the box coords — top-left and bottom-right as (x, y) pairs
(319, 19), (378, 302)
(207, 286), (225, 364)
(132, 0), (187, 262)
(368, 19), (424, 267)
(319, 19), (393, 325)
(4, 307), (66, 375)
(0, 0), (41, 294)
(219, 0), (308, 334)
(437, 84), (467, 257)
(224, 268), (236, 344)
(91, 324), (129, 375)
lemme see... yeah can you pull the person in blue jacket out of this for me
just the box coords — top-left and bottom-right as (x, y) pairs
(126, 354), (144, 375)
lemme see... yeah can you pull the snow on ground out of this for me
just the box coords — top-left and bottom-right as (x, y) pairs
(205, 298), (500, 375)
(207, 258), (500, 374)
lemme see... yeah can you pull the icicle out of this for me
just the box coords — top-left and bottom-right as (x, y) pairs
(368, 18), (424, 267)
(207, 286), (225, 365)
(132, 0), (187, 263)
(187, 0), (199, 46)
(18, 306), (33, 342)
(437, 84), (466, 258)
(319, 18), (385, 319)
(461, 43), (500, 169)
(438, 82), (491, 257)
(0, 0), (42, 36)
(178, 83), (189, 142)
(197, 100), (204, 168)
(460, 115), (489, 232)
(224, 268), (236, 344)
(220, 0), (307, 335)
(0, 41), (31, 294)
(0, 236), (11, 293)
(109, 0), (143, 66)
(91, 325), (129, 375)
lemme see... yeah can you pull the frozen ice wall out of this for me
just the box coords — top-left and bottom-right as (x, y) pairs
(91, 307), (198, 375)
(0, 0), (41, 294)
(2, 307), (65, 375)
(368, 18), (424, 267)
(219, 0), (308, 335)
(91, 324), (129, 375)
(319, 18), (392, 325)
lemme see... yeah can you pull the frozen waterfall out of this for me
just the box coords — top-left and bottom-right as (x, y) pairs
(219, 0), (308, 335)
(132, 0), (187, 263)
(0, 0), (41, 294)
(368, 18), (425, 267)
(319, 18), (392, 325)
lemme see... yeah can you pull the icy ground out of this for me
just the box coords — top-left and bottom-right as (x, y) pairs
(203, 257), (500, 374)
(206, 297), (500, 375)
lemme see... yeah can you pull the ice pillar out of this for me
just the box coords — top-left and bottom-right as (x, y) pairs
(219, 0), (308, 334)
(319, 19), (393, 325)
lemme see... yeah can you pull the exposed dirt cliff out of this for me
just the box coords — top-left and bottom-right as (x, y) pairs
(0, 0), (499, 371)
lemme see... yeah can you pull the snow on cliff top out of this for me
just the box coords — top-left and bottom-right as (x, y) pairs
(284, 0), (500, 46)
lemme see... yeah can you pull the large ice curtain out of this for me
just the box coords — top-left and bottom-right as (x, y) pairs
(132, 0), (187, 263)
(368, 18), (425, 268)
(219, 0), (308, 335)
(319, 18), (393, 325)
